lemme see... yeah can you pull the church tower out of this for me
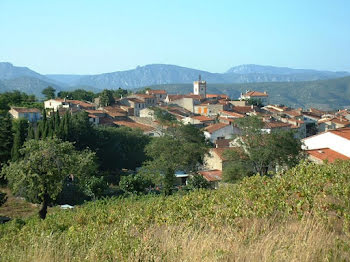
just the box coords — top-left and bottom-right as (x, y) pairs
(193, 75), (206, 99)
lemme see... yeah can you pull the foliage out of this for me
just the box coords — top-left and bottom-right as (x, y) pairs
(11, 118), (28, 161)
(57, 89), (96, 102)
(98, 89), (115, 107)
(141, 124), (209, 195)
(119, 174), (155, 195)
(0, 113), (13, 168)
(41, 86), (56, 100)
(186, 174), (211, 190)
(0, 191), (7, 206)
(153, 107), (177, 126)
(247, 98), (263, 107)
(112, 88), (129, 98)
(1, 161), (350, 260)
(0, 91), (41, 114)
(223, 116), (303, 181)
(1, 138), (97, 219)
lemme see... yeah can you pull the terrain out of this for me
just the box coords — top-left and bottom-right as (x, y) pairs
(1, 160), (350, 261)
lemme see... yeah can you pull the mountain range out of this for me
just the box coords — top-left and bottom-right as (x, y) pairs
(0, 62), (349, 109)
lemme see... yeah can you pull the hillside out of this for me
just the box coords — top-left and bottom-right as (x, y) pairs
(1, 161), (350, 261)
(147, 76), (350, 110)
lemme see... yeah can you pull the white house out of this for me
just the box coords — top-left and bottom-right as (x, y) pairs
(203, 123), (239, 142)
(302, 127), (350, 162)
(239, 90), (268, 105)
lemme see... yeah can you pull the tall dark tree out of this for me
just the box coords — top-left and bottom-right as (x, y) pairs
(98, 89), (115, 107)
(11, 118), (29, 161)
(0, 113), (13, 168)
(41, 86), (56, 100)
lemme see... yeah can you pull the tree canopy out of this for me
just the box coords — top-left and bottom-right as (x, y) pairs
(41, 86), (56, 100)
(1, 138), (97, 219)
(223, 116), (303, 182)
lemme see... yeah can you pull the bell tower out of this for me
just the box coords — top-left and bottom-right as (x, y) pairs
(193, 75), (206, 99)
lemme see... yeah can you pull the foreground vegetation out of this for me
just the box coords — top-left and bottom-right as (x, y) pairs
(1, 160), (350, 261)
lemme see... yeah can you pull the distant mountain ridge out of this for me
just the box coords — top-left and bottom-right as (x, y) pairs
(0, 62), (350, 98)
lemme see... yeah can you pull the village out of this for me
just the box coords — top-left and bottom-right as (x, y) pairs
(7, 76), (350, 188)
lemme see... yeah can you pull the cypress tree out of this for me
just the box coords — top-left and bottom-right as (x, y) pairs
(27, 124), (35, 140)
(0, 113), (13, 166)
(11, 119), (28, 161)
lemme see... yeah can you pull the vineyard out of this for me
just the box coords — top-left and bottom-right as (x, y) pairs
(1, 160), (350, 261)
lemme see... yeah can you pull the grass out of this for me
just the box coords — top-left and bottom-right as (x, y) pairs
(0, 187), (39, 219)
(1, 160), (350, 261)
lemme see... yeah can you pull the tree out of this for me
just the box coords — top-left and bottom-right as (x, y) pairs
(57, 89), (96, 102)
(186, 174), (211, 190)
(119, 174), (154, 195)
(0, 113), (13, 168)
(42, 86), (56, 100)
(153, 107), (177, 126)
(247, 98), (263, 107)
(98, 89), (115, 107)
(11, 118), (28, 161)
(112, 88), (128, 98)
(0, 191), (7, 206)
(141, 124), (209, 195)
(223, 116), (303, 181)
(1, 138), (97, 219)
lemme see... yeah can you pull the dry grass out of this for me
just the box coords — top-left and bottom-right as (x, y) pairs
(8, 216), (349, 262)
(0, 187), (39, 218)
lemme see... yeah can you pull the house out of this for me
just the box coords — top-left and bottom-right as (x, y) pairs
(318, 117), (350, 132)
(128, 94), (156, 107)
(146, 89), (167, 102)
(203, 123), (239, 142)
(182, 115), (215, 127)
(262, 120), (292, 133)
(9, 107), (42, 122)
(194, 100), (229, 116)
(119, 98), (145, 116)
(165, 95), (201, 112)
(302, 127), (350, 163)
(198, 170), (222, 189)
(239, 90), (268, 105)
(44, 98), (95, 112)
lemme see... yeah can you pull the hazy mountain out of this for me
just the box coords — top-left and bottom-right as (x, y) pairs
(227, 64), (349, 79)
(0, 77), (63, 98)
(147, 76), (350, 110)
(45, 64), (350, 90)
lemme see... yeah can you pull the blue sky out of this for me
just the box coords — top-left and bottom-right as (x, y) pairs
(0, 0), (349, 74)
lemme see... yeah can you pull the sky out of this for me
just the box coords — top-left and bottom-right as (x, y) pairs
(0, 0), (349, 74)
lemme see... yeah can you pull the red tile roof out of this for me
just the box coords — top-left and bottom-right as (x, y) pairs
(220, 110), (245, 118)
(198, 170), (222, 182)
(206, 94), (229, 99)
(329, 127), (350, 140)
(264, 121), (291, 129)
(104, 106), (128, 117)
(11, 107), (41, 113)
(232, 106), (256, 114)
(204, 123), (229, 134)
(192, 115), (215, 122)
(244, 91), (268, 97)
(147, 89), (167, 95)
(68, 100), (94, 108)
(307, 148), (350, 163)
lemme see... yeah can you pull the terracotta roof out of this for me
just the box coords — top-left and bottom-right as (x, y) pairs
(88, 114), (98, 118)
(198, 170), (222, 182)
(133, 94), (154, 99)
(303, 112), (321, 120)
(215, 139), (231, 148)
(307, 148), (350, 163)
(184, 94), (202, 99)
(99, 117), (116, 126)
(206, 94), (229, 99)
(167, 95), (185, 101)
(85, 109), (105, 115)
(329, 127), (350, 140)
(218, 117), (236, 124)
(68, 100), (94, 108)
(11, 107), (41, 113)
(127, 98), (144, 103)
(192, 115), (215, 122)
(113, 120), (155, 132)
(284, 110), (302, 117)
(232, 106), (255, 114)
(220, 110), (245, 118)
(104, 106), (128, 117)
(318, 117), (350, 126)
(204, 123), (229, 134)
(147, 89), (167, 95)
(244, 91), (268, 97)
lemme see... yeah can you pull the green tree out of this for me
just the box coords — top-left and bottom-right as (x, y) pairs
(0, 113), (13, 167)
(141, 124), (209, 195)
(186, 174), (211, 190)
(41, 86), (56, 100)
(1, 138), (97, 219)
(223, 116), (303, 181)
(57, 89), (96, 102)
(112, 88), (129, 98)
(11, 118), (29, 161)
(153, 107), (177, 127)
(98, 89), (115, 107)
(119, 174), (154, 195)
(0, 191), (7, 206)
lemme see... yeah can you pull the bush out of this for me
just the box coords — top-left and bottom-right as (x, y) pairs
(0, 191), (7, 206)
(186, 174), (211, 190)
(119, 174), (154, 195)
